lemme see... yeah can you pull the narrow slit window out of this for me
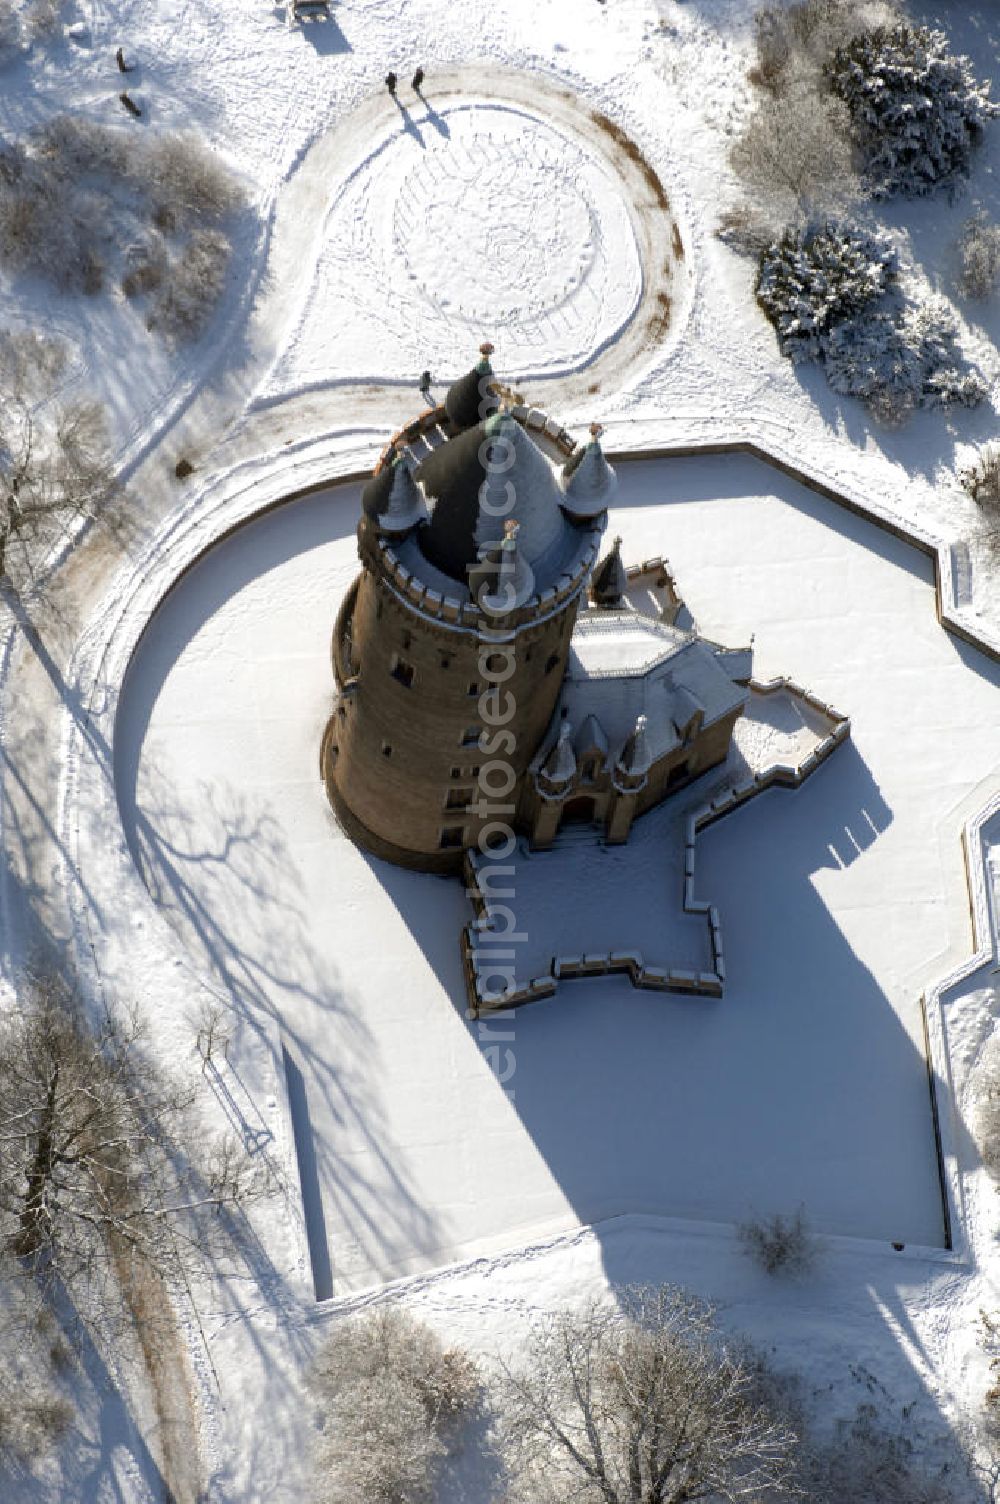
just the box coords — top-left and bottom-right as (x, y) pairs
(390, 655), (415, 688)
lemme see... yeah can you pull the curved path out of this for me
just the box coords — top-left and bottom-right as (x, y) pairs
(0, 71), (687, 1499)
(127, 64), (689, 489)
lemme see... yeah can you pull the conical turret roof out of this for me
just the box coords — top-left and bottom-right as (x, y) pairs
(444, 342), (500, 432)
(542, 721), (576, 785)
(475, 519), (534, 613)
(617, 713), (652, 778)
(362, 454), (427, 536)
(592, 535), (627, 607)
(561, 423), (618, 520)
(415, 412), (578, 587)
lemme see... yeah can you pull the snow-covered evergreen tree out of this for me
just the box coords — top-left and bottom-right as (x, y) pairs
(757, 221), (987, 421)
(828, 25), (999, 196)
(755, 220), (897, 361)
(824, 298), (986, 423)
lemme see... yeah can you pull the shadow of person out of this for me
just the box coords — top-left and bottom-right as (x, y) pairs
(419, 101), (451, 139)
(391, 93), (425, 147)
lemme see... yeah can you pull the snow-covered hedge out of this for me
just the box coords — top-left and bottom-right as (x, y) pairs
(757, 220), (987, 420)
(828, 25), (999, 196)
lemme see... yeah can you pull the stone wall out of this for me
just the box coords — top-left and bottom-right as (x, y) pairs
(463, 676), (850, 1016)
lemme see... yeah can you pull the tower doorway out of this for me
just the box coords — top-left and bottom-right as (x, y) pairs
(562, 794), (597, 824)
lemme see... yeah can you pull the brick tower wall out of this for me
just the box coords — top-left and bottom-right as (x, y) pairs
(325, 557), (583, 871)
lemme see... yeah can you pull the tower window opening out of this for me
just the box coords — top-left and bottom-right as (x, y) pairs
(439, 826), (465, 850)
(467, 682), (481, 697)
(461, 727), (481, 748)
(391, 655), (415, 688)
(450, 766), (463, 779)
(381, 741), (392, 758)
(445, 787), (473, 810)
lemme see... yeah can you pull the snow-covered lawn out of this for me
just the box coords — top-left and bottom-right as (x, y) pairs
(112, 452), (1000, 1298)
(260, 99), (646, 392)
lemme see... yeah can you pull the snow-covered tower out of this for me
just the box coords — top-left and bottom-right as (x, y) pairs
(323, 350), (609, 871)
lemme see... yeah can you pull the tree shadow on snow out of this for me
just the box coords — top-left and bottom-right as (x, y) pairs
(112, 487), (447, 1303)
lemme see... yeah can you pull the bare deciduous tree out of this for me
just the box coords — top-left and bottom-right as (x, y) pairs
(730, 82), (859, 220)
(0, 331), (118, 588)
(0, 967), (269, 1313)
(957, 213), (1000, 301)
(310, 1304), (480, 1504)
(0, 1254), (72, 1474)
(494, 1284), (798, 1504)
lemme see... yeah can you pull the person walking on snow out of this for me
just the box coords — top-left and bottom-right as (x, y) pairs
(385, 71), (398, 96)
(412, 67), (424, 92)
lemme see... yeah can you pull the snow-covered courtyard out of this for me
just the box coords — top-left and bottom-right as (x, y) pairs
(109, 452), (1000, 1297)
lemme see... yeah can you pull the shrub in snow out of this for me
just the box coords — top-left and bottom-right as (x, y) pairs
(961, 446), (1000, 512)
(0, 1258), (73, 1473)
(0, 118), (247, 340)
(750, 0), (900, 92)
(739, 1206), (819, 1276)
(756, 220), (897, 362)
(757, 220), (986, 420)
(800, 1401), (962, 1503)
(825, 297), (987, 423)
(957, 212), (1000, 302)
(828, 25), (999, 196)
(25, 0), (64, 39)
(150, 229), (230, 343)
(310, 1305), (479, 1504)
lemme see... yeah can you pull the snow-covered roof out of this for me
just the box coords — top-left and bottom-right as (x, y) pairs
(575, 713), (609, 759)
(591, 535), (628, 605)
(542, 721), (577, 783)
(364, 456), (428, 537)
(567, 613), (691, 677)
(414, 411), (591, 590)
(560, 424), (618, 519)
(559, 611), (749, 765)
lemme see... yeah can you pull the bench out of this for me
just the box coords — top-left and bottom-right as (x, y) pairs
(288, 0), (330, 23)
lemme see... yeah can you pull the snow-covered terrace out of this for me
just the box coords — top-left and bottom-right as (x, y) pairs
(89, 449), (1000, 1296)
